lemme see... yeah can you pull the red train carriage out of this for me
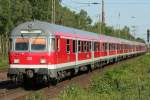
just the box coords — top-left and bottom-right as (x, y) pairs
(7, 21), (146, 85)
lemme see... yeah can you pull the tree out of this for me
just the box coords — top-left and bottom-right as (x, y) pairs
(0, 0), (142, 56)
(136, 38), (145, 43)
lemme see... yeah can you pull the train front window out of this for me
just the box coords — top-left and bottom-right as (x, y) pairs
(31, 38), (46, 51)
(15, 38), (29, 51)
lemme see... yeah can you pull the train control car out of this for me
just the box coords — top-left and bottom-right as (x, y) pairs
(7, 21), (146, 85)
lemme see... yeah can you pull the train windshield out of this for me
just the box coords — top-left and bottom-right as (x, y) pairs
(15, 37), (47, 51)
(31, 37), (46, 51)
(15, 38), (29, 51)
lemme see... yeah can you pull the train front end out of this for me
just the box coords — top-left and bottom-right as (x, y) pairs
(7, 21), (56, 84)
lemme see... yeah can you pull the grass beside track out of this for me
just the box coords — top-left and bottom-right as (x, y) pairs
(0, 56), (8, 70)
(59, 55), (150, 100)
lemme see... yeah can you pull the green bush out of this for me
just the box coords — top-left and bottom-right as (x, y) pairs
(26, 91), (47, 100)
(59, 55), (150, 100)
(0, 56), (9, 69)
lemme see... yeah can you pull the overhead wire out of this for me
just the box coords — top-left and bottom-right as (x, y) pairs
(70, 0), (150, 5)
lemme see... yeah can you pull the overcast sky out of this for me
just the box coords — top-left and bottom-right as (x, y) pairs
(62, 0), (150, 41)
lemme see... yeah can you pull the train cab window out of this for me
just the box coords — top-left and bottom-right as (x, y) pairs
(15, 38), (29, 51)
(73, 40), (77, 53)
(66, 39), (70, 53)
(31, 38), (46, 51)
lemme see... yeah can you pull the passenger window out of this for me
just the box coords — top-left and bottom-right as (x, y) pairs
(102, 43), (105, 51)
(81, 41), (84, 52)
(78, 40), (81, 52)
(94, 42), (96, 51)
(92, 42), (94, 51)
(66, 39), (70, 53)
(87, 41), (90, 52)
(109, 44), (110, 51)
(100, 43), (102, 51)
(56, 38), (60, 51)
(89, 42), (91, 51)
(84, 41), (87, 52)
(104, 43), (107, 52)
(73, 40), (77, 53)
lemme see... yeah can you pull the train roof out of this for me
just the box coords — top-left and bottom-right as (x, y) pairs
(11, 20), (145, 46)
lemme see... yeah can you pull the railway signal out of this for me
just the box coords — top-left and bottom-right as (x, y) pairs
(147, 29), (150, 43)
(147, 29), (150, 54)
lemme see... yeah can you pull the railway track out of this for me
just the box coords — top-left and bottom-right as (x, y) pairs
(0, 56), (142, 100)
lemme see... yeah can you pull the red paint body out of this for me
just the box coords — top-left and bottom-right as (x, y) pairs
(9, 33), (146, 66)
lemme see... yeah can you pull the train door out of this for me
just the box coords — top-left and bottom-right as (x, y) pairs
(55, 36), (60, 64)
(66, 39), (71, 63)
(56, 38), (71, 64)
(55, 37), (71, 65)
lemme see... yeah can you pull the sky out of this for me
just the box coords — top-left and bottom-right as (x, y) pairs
(62, 0), (150, 41)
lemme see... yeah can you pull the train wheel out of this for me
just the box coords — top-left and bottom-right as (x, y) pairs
(11, 75), (18, 85)
(86, 65), (90, 73)
(68, 69), (75, 80)
(23, 76), (36, 89)
(23, 78), (29, 88)
(50, 78), (58, 86)
(43, 75), (50, 87)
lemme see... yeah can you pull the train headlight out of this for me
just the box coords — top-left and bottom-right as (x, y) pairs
(14, 59), (20, 64)
(40, 58), (47, 64)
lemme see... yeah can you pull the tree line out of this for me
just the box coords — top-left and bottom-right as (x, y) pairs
(0, 0), (144, 56)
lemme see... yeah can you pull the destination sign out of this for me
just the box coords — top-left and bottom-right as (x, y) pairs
(20, 30), (42, 34)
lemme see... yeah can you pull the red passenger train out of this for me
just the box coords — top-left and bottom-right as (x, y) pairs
(7, 21), (146, 85)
